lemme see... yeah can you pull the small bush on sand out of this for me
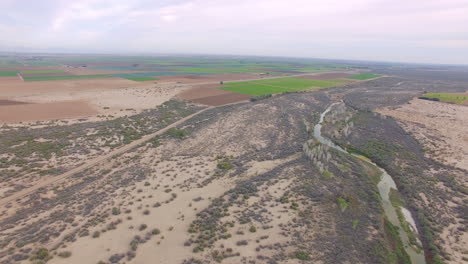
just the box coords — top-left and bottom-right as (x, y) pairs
(58, 251), (72, 258)
(112, 207), (121, 215)
(166, 128), (187, 139)
(92, 231), (100, 238)
(295, 251), (310, 260)
(151, 228), (161, 235)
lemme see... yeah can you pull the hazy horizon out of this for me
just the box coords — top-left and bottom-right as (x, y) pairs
(1, 0), (467, 64)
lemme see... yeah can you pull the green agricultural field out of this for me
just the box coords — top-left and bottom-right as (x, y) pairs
(125, 77), (159, 81)
(21, 70), (65, 74)
(346, 73), (381, 80)
(220, 77), (347, 96)
(0, 71), (18, 77)
(420, 92), (468, 105)
(23, 74), (113, 81)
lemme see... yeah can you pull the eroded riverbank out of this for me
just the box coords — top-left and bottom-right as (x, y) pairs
(314, 102), (426, 264)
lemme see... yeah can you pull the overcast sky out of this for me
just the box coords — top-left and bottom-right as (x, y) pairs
(1, 0), (467, 64)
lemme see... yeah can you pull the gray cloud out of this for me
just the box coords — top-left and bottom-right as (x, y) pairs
(1, 0), (467, 64)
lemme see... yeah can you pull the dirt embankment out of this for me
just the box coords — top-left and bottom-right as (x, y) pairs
(377, 98), (468, 172)
(323, 96), (467, 264)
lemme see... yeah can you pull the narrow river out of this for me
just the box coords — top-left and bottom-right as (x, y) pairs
(314, 102), (426, 264)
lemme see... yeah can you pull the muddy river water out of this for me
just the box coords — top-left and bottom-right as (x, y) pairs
(314, 102), (426, 264)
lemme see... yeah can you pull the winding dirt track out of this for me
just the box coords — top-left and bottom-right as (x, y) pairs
(0, 107), (213, 207)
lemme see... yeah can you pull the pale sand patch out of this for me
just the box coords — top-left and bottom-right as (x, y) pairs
(377, 98), (468, 172)
(15, 83), (187, 114)
(245, 153), (301, 176)
(49, 180), (229, 264)
(48, 153), (232, 264)
(439, 222), (468, 264)
(205, 177), (299, 264)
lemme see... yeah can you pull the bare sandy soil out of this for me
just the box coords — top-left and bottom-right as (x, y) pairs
(0, 77), (138, 97)
(12, 83), (190, 122)
(0, 77), (189, 124)
(0, 101), (98, 123)
(377, 98), (468, 172)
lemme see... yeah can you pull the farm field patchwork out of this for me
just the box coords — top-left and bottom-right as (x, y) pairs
(419, 92), (468, 105)
(220, 77), (348, 96)
(346, 73), (381, 80)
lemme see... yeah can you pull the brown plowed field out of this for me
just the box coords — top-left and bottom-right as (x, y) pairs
(0, 78), (138, 96)
(20, 72), (73, 77)
(299, 72), (354, 80)
(178, 84), (250, 106)
(0, 101), (97, 123)
(157, 73), (260, 84)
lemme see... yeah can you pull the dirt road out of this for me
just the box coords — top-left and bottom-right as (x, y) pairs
(0, 107), (213, 207)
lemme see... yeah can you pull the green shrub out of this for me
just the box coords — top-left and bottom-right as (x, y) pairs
(294, 251), (310, 260)
(322, 170), (334, 179)
(217, 161), (232, 170)
(290, 202), (299, 210)
(166, 127), (187, 139)
(337, 197), (349, 212)
(58, 251), (72, 258)
(250, 94), (272, 101)
(249, 226), (257, 233)
(30, 248), (49, 260)
(217, 157), (233, 170)
(112, 207), (121, 215)
(279, 194), (289, 204)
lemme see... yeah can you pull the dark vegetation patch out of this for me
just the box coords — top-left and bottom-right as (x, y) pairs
(0, 100), (30, 106)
